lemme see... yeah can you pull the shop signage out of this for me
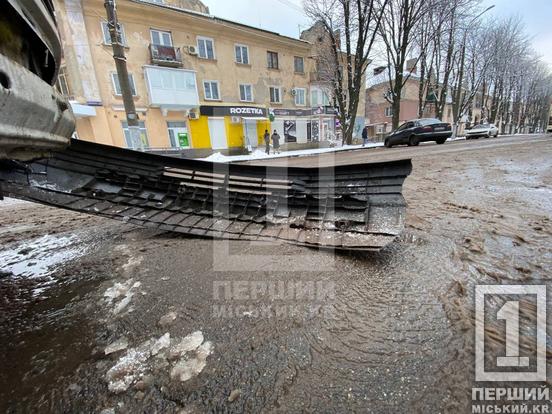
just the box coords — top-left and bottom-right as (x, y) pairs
(269, 106), (337, 117)
(178, 132), (189, 147)
(200, 105), (267, 117)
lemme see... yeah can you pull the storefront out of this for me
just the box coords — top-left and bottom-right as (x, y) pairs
(195, 105), (271, 151)
(270, 106), (337, 143)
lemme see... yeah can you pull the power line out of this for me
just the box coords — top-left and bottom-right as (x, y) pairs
(274, 0), (304, 13)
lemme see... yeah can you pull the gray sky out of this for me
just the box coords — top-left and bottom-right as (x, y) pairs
(202, 0), (552, 67)
(202, 0), (310, 39)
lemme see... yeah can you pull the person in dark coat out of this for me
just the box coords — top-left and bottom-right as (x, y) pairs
(362, 126), (369, 146)
(263, 129), (271, 154)
(271, 130), (281, 154)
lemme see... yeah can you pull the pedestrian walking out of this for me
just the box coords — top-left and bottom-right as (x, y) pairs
(271, 130), (281, 154)
(263, 129), (271, 154)
(362, 126), (369, 147)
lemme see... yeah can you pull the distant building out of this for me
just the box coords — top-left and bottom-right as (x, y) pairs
(364, 60), (499, 138)
(54, 0), (354, 156)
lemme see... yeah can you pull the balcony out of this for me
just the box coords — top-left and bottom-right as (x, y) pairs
(144, 66), (199, 111)
(149, 44), (183, 68)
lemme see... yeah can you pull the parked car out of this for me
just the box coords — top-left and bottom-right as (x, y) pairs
(465, 123), (498, 139)
(384, 118), (452, 148)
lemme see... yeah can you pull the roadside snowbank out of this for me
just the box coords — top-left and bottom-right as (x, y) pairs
(200, 142), (384, 163)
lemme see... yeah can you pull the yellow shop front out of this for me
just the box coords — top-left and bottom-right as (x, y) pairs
(191, 105), (271, 152)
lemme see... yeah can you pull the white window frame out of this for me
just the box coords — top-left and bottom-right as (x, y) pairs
(111, 72), (137, 96)
(294, 87), (306, 106)
(385, 106), (393, 117)
(101, 21), (127, 46)
(310, 89), (319, 106)
(234, 44), (249, 64)
(56, 67), (70, 97)
(269, 86), (282, 104)
(197, 36), (216, 60)
(122, 121), (149, 148)
(294, 56), (304, 73)
(203, 80), (220, 101)
(150, 29), (173, 46)
(239, 84), (253, 102)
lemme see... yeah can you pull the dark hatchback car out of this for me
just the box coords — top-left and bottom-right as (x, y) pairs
(384, 118), (452, 148)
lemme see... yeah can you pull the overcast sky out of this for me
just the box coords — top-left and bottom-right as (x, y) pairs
(202, 0), (552, 67)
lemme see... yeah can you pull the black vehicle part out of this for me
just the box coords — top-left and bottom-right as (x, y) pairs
(409, 135), (419, 146)
(0, 139), (412, 251)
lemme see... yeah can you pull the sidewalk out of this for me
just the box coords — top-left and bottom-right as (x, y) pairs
(200, 142), (384, 163)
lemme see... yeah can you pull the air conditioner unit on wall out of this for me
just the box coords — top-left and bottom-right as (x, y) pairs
(290, 88), (297, 96)
(188, 111), (199, 119)
(186, 45), (198, 55)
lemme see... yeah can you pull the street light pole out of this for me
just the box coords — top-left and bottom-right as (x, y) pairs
(452, 5), (495, 138)
(104, 0), (143, 151)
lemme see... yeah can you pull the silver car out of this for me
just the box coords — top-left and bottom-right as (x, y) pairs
(465, 123), (499, 139)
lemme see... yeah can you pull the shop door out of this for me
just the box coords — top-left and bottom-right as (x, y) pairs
(208, 118), (228, 149)
(243, 119), (258, 149)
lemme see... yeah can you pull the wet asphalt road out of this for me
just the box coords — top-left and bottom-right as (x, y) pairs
(0, 134), (551, 413)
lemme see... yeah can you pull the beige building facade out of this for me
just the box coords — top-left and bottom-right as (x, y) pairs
(55, 0), (357, 156)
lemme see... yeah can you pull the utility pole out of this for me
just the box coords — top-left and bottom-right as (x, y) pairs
(104, 0), (143, 150)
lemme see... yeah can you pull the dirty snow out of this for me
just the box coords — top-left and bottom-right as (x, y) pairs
(104, 279), (142, 314)
(105, 337), (129, 355)
(105, 331), (213, 393)
(0, 233), (87, 280)
(170, 339), (213, 382)
(0, 197), (31, 209)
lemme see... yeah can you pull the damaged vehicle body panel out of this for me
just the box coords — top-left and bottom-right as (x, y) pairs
(0, 0), (74, 160)
(0, 140), (412, 251)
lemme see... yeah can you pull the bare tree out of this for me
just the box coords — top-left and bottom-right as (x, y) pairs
(304, 0), (388, 144)
(378, 0), (429, 129)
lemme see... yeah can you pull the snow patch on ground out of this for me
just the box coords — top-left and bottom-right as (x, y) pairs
(104, 279), (142, 315)
(105, 331), (213, 393)
(200, 142), (383, 163)
(0, 197), (32, 209)
(105, 337), (129, 355)
(0, 233), (87, 287)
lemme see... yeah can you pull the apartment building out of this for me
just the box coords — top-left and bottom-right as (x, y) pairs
(54, 0), (347, 156)
(365, 62), (502, 140)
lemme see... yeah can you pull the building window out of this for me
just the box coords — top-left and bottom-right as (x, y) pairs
(203, 80), (220, 100)
(269, 86), (281, 103)
(150, 29), (172, 46)
(111, 72), (137, 96)
(101, 21), (127, 45)
(167, 121), (189, 148)
(235, 44), (249, 64)
(239, 84), (253, 102)
(376, 125), (384, 134)
(294, 88), (306, 106)
(311, 89), (330, 106)
(385, 107), (393, 117)
(267, 51), (279, 69)
(56, 67), (70, 97)
(122, 121), (149, 148)
(294, 56), (304, 73)
(197, 36), (215, 59)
